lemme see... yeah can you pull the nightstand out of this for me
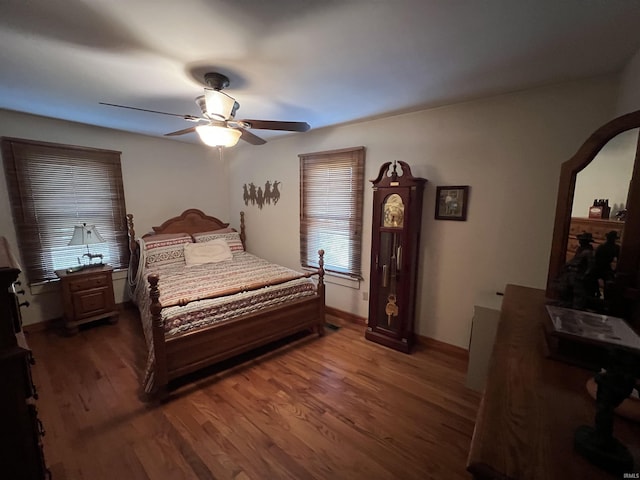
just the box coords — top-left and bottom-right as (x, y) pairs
(56, 265), (118, 335)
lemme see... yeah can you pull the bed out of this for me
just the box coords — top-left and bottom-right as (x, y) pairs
(127, 208), (325, 399)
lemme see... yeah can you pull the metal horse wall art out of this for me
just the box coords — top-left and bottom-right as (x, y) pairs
(243, 181), (281, 209)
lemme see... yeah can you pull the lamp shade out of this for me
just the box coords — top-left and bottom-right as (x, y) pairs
(204, 89), (237, 120)
(196, 124), (242, 147)
(68, 224), (105, 246)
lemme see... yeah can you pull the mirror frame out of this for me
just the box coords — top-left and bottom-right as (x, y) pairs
(546, 110), (640, 327)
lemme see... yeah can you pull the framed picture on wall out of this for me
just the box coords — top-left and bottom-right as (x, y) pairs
(435, 185), (469, 221)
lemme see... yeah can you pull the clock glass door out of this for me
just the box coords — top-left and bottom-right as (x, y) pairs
(374, 230), (403, 334)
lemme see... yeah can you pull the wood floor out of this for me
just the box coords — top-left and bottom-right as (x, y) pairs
(26, 308), (481, 480)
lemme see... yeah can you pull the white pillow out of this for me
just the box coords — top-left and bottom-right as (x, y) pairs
(183, 239), (233, 266)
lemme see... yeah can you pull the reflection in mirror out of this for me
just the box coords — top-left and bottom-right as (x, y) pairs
(572, 128), (638, 220)
(564, 129), (638, 265)
(555, 129), (638, 312)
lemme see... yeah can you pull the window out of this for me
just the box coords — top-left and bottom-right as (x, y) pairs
(2, 138), (129, 284)
(299, 146), (365, 278)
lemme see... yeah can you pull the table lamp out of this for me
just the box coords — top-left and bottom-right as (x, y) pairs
(67, 223), (105, 272)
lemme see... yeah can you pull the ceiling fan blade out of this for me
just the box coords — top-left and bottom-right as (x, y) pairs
(99, 102), (205, 122)
(239, 119), (310, 132)
(164, 126), (197, 137)
(239, 129), (267, 145)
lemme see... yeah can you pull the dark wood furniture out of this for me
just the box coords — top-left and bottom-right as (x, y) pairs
(365, 161), (426, 352)
(547, 110), (640, 327)
(56, 265), (118, 335)
(467, 284), (640, 479)
(127, 209), (326, 399)
(0, 236), (49, 479)
(566, 217), (624, 261)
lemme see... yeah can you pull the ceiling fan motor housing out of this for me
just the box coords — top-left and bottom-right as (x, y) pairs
(204, 72), (230, 91)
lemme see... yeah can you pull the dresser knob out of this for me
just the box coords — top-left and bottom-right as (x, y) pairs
(19, 301), (30, 308)
(15, 289), (26, 295)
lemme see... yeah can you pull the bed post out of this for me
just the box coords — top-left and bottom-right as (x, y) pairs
(126, 213), (140, 281)
(126, 213), (136, 254)
(148, 274), (168, 400)
(317, 249), (326, 336)
(239, 211), (246, 250)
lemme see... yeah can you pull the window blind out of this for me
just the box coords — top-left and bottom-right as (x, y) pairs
(299, 146), (365, 278)
(2, 138), (129, 284)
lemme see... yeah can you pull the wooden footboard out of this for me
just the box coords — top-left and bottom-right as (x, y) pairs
(146, 251), (325, 399)
(127, 209), (326, 400)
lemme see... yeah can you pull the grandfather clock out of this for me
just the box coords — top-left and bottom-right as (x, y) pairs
(366, 161), (426, 353)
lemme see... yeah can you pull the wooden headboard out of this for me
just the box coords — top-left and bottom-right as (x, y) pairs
(150, 208), (229, 235)
(126, 209), (246, 282)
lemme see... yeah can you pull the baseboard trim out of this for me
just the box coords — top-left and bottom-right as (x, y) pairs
(325, 306), (366, 324)
(417, 335), (469, 361)
(325, 306), (469, 361)
(23, 301), (135, 334)
(23, 318), (58, 333)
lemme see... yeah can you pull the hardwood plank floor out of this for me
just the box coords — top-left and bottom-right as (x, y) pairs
(26, 308), (481, 480)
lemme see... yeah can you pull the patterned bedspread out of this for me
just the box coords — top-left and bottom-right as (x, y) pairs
(133, 251), (317, 393)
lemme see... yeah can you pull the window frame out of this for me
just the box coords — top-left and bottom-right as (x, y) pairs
(299, 146), (365, 279)
(2, 137), (129, 284)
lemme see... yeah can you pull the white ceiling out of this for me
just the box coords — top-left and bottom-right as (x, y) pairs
(1, 0), (640, 146)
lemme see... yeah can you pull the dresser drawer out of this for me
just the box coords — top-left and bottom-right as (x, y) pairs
(68, 274), (109, 292)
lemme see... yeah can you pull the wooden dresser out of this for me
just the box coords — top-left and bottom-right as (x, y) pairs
(0, 237), (49, 479)
(467, 284), (640, 479)
(567, 217), (624, 261)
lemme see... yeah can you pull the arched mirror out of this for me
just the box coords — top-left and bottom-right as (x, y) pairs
(547, 110), (640, 329)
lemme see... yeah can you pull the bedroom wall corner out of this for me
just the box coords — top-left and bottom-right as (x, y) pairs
(0, 109), (229, 325)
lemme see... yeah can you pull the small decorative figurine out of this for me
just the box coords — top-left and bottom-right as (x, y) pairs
(553, 232), (599, 310)
(593, 230), (621, 306)
(574, 348), (639, 475)
(615, 209), (627, 221)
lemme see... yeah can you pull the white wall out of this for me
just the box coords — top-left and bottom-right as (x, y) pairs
(617, 47), (640, 114)
(228, 76), (618, 348)
(0, 110), (230, 325)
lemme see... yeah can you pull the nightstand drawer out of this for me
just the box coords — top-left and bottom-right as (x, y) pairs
(71, 287), (113, 319)
(68, 274), (109, 292)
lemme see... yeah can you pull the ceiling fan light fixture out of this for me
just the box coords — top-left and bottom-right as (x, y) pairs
(204, 89), (237, 120)
(195, 124), (242, 147)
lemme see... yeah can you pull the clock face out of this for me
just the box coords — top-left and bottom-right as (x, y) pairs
(383, 194), (404, 228)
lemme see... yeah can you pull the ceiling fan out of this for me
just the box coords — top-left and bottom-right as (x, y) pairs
(100, 72), (310, 147)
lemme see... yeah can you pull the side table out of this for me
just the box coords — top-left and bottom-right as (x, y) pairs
(56, 265), (118, 335)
